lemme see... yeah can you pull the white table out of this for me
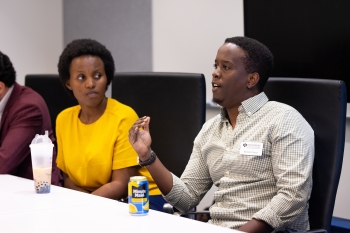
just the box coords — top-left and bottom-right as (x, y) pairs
(0, 175), (238, 233)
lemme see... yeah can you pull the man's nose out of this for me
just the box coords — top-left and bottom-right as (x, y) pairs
(212, 67), (220, 78)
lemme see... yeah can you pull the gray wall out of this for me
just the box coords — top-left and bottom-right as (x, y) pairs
(64, 0), (152, 72)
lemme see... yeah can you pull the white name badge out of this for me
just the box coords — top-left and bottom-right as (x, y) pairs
(240, 142), (263, 156)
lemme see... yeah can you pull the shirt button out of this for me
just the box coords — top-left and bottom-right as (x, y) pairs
(217, 202), (222, 207)
(225, 171), (229, 175)
(247, 111), (252, 116)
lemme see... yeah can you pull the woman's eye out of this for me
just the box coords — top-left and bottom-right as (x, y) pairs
(94, 73), (101, 79)
(77, 75), (84, 80)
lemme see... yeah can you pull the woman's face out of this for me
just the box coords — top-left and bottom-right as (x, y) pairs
(66, 55), (107, 109)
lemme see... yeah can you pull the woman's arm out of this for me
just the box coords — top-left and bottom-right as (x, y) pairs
(91, 166), (139, 200)
(62, 172), (90, 193)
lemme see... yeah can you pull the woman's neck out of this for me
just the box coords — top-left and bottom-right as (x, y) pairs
(79, 97), (107, 124)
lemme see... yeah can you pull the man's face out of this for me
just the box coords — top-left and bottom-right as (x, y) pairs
(212, 43), (251, 109)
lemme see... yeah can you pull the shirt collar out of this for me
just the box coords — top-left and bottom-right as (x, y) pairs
(220, 92), (269, 120)
(0, 85), (14, 115)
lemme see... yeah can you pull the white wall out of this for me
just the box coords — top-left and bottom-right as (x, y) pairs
(152, 0), (244, 104)
(0, 0), (63, 85)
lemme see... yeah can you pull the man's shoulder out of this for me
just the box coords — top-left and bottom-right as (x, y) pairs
(264, 100), (295, 111)
(262, 101), (302, 117)
(203, 113), (222, 128)
(263, 101), (313, 132)
(16, 83), (46, 102)
(195, 114), (223, 140)
(7, 84), (45, 110)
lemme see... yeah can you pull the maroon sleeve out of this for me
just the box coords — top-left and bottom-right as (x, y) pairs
(0, 103), (42, 173)
(0, 86), (62, 186)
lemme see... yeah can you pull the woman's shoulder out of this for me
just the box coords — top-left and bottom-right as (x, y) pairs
(57, 105), (80, 120)
(105, 98), (138, 119)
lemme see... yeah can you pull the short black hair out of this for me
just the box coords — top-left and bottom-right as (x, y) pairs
(57, 39), (115, 94)
(224, 36), (274, 91)
(0, 51), (16, 87)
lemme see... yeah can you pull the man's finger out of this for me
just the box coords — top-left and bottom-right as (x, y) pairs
(129, 126), (139, 144)
(142, 117), (151, 132)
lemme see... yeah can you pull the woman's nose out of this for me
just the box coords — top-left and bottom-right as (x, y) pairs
(85, 77), (96, 88)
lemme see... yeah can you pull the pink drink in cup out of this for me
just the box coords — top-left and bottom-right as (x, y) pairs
(29, 131), (54, 194)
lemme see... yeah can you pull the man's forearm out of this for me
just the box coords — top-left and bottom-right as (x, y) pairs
(238, 218), (273, 233)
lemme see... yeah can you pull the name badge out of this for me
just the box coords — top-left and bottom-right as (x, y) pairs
(240, 142), (263, 156)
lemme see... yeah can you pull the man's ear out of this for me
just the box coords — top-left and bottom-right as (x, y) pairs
(247, 72), (260, 89)
(0, 81), (5, 95)
(0, 81), (8, 100)
(65, 80), (72, 90)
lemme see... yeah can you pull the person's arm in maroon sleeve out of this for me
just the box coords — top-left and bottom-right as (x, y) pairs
(0, 104), (42, 174)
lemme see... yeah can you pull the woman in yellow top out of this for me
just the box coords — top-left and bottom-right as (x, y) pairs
(56, 38), (164, 211)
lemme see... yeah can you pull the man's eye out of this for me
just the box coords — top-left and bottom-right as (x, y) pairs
(223, 65), (230, 70)
(213, 64), (218, 69)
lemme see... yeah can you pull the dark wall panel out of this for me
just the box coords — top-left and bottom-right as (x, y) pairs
(244, 0), (350, 101)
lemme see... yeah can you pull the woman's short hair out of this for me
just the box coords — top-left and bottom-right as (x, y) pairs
(57, 39), (115, 93)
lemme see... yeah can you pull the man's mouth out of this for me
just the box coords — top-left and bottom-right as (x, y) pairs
(212, 83), (220, 88)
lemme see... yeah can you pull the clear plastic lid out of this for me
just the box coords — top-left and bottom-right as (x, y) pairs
(31, 130), (52, 144)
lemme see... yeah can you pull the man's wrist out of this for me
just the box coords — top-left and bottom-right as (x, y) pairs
(139, 150), (157, 166)
(138, 149), (152, 162)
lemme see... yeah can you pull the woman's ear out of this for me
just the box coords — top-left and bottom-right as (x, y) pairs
(65, 80), (72, 90)
(247, 72), (260, 89)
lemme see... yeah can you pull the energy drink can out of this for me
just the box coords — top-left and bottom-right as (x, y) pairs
(128, 176), (149, 215)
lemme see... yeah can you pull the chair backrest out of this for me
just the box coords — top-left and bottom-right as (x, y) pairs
(25, 74), (78, 137)
(112, 72), (206, 177)
(264, 77), (347, 232)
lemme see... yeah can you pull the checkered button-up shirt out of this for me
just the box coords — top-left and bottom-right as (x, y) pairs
(164, 92), (314, 231)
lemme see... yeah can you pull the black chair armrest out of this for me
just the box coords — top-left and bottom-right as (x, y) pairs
(163, 203), (200, 220)
(181, 210), (210, 215)
(293, 229), (327, 233)
(163, 203), (175, 214)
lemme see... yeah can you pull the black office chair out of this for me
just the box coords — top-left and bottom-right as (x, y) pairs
(264, 77), (347, 233)
(24, 74), (78, 138)
(176, 77), (347, 230)
(112, 72), (206, 178)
